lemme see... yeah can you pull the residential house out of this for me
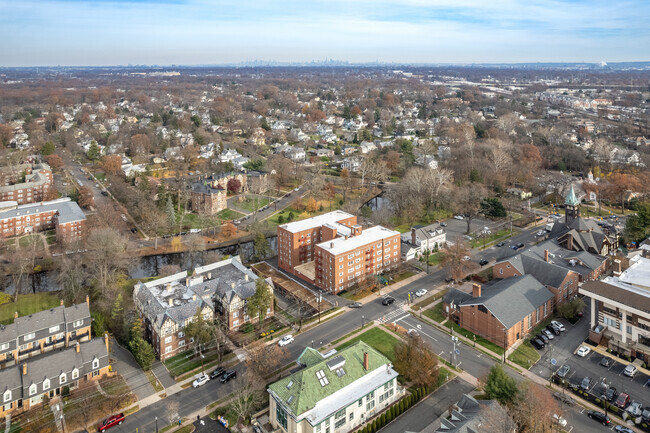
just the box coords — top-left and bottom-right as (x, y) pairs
(400, 224), (446, 259)
(341, 157), (361, 173)
(580, 255), (650, 362)
(219, 148), (242, 164)
(432, 394), (512, 433)
(443, 276), (554, 350)
(199, 142), (216, 159)
(268, 341), (403, 433)
(415, 155), (438, 170)
(359, 142), (377, 154)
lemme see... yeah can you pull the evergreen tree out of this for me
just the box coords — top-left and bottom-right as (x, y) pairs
(41, 141), (55, 156)
(87, 141), (101, 161)
(129, 336), (155, 370)
(247, 278), (273, 329)
(166, 197), (176, 228)
(484, 364), (519, 405)
(253, 232), (271, 261)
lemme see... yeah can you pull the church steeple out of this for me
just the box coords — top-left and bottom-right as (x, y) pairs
(565, 184), (580, 224)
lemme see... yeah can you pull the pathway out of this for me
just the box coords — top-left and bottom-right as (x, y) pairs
(109, 338), (156, 400)
(152, 360), (177, 389)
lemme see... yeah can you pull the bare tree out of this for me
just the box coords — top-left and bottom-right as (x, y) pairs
(230, 370), (264, 425)
(85, 227), (128, 297)
(57, 256), (88, 304)
(441, 241), (472, 281)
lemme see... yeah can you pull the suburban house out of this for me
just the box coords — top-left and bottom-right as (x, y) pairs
(341, 157), (361, 172)
(432, 394), (510, 433)
(443, 276), (554, 350)
(359, 141), (377, 154)
(400, 223), (446, 260)
(0, 163), (52, 205)
(580, 255), (650, 362)
(278, 211), (401, 294)
(0, 337), (110, 417)
(415, 155), (438, 170)
(189, 180), (227, 215)
(133, 256), (274, 359)
(268, 341), (402, 433)
(219, 148), (242, 164)
(492, 247), (580, 307)
(0, 297), (92, 368)
(0, 198), (86, 242)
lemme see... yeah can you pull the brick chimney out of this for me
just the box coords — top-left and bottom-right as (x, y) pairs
(168, 297), (173, 306)
(245, 274), (249, 282)
(613, 259), (622, 276)
(567, 233), (573, 250)
(86, 294), (90, 307)
(472, 283), (482, 298)
(363, 352), (369, 370)
(104, 332), (109, 354)
(185, 277), (190, 286)
(231, 282), (235, 289)
(207, 272), (212, 280)
(544, 249), (549, 262)
(22, 363), (27, 376)
(75, 342), (80, 353)
(411, 228), (417, 245)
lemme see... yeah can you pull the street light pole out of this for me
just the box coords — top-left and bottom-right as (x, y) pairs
(316, 292), (322, 324)
(361, 315), (365, 329)
(155, 416), (159, 433)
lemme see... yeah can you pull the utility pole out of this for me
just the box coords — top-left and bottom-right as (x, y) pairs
(316, 292), (322, 324)
(452, 336), (458, 368)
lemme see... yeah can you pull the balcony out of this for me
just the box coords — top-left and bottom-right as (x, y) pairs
(18, 345), (41, 358)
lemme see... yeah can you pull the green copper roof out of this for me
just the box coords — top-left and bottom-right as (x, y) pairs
(565, 184), (580, 207)
(268, 341), (391, 417)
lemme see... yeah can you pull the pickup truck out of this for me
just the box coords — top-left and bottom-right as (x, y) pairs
(98, 413), (125, 432)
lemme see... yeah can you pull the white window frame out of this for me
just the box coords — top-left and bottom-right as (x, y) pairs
(59, 373), (66, 385)
(49, 325), (60, 333)
(3, 390), (10, 403)
(29, 384), (37, 396)
(92, 358), (99, 369)
(43, 378), (50, 391)
(165, 336), (172, 344)
(24, 333), (35, 341)
(72, 369), (79, 380)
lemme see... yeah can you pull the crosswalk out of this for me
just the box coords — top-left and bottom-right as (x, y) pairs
(378, 302), (408, 323)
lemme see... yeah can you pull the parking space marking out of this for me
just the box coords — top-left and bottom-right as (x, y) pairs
(439, 351), (445, 357)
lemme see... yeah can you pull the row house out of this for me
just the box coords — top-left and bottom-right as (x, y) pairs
(0, 163), (52, 205)
(0, 337), (110, 417)
(133, 256), (273, 360)
(0, 297), (92, 369)
(443, 276), (554, 350)
(268, 342), (403, 433)
(0, 198), (86, 243)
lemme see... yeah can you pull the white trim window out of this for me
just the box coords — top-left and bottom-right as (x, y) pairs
(59, 372), (66, 385)
(29, 384), (37, 396)
(3, 390), (10, 403)
(92, 358), (99, 369)
(49, 325), (60, 333)
(73, 320), (84, 328)
(72, 368), (79, 380)
(43, 379), (50, 391)
(24, 333), (35, 341)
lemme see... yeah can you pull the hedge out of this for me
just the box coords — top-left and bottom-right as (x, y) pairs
(355, 386), (433, 433)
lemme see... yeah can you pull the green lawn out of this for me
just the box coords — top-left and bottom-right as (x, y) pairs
(508, 340), (540, 369)
(0, 292), (62, 325)
(423, 303), (446, 323)
(420, 252), (444, 266)
(233, 196), (272, 213)
(470, 228), (513, 248)
(163, 347), (226, 378)
(335, 327), (399, 361)
(215, 208), (244, 221)
(443, 322), (505, 356)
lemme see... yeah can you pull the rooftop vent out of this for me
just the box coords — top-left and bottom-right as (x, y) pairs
(287, 395), (294, 404)
(286, 380), (293, 389)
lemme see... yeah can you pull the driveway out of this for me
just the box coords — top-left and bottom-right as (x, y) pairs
(109, 338), (156, 400)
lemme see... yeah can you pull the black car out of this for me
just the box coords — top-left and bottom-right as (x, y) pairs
(546, 324), (560, 335)
(537, 333), (549, 343)
(531, 338), (545, 349)
(210, 367), (225, 379)
(604, 386), (618, 402)
(496, 241), (505, 247)
(382, 297), (395, 306)
(101, 190), (109, 196)
(479, 259), (489, 266)
(220, 370), (237, 383)
(516, 242), (525, 249)
(444, 277), (455, 283)
(587, 410), (610, 425)
(600, 357), (613, 367)
(580, 376), (593, 391)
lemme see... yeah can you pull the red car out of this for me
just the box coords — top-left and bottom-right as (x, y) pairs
(98, 413), (125, 432)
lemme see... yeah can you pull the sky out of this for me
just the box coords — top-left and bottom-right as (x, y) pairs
(0, 0), (649, 66)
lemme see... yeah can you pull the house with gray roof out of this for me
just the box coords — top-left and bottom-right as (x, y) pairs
(133, 256), (273, 360)
(268, 341), (403, 433)
(444, 276), (554, 350)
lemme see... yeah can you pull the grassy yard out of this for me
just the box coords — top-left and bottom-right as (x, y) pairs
(508, 340), (540, 369)
(335, 327), (399, 361)
(233, 196), (272, 213)
(163, 347), (226, 378)
(423, 303), (446, 323)
(0, 292), (62, 325)
(470, 228), (513, 248)
(443, 321), (505, 356)
(420, 252), (444, 266)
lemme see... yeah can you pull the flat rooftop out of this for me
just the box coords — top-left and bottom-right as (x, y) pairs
(279, 210), (354, 234)
(617, 256), (650, 289)
(317, 225), (400, 256)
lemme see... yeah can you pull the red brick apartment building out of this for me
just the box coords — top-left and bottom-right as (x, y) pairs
(277, 211), (401, 294)
(0, 163), (52, 205)
(0, 198), (86, 243)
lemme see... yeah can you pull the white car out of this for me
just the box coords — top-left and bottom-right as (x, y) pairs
(552, 414), (567, 428)
(462, 256), (471, 261)
(576, 346), (591, 357)
(624, 364), (638, 377)
(551, 320), (565, 332)
(454, 215), (464, 220)
(415, 289), (428, 297)
(192, 373), (210, 388)
(278, 335), (294, 347)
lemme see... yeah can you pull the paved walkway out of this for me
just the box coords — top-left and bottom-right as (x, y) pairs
(152, 360), (177, 389)
(4, 414), (10, 433)
(109, 338), (156, 400)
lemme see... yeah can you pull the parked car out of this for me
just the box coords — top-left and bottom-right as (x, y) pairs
(604, 386), (618, 402)
(347, 302), (363, 308)
(531, 338), (545, 349)
(98, 414), (125, 432)
(440, 222), (447, 227)
(496, 241), (505, 247)
(627, 401), (643, 417)
(220, 370), (237, 383)
(552, 414), (567, 428)
(600, 357), (613, 367)
(101, 190), (108, 196)
(576, 346), (591, 357)
(510, 244), (520, 250)
(580, 376), (593, 391)
(415, 289), (428, 297)
(556, 364), (570, 378)
(615, 392), (630, 409)
(641, 408), (650, 424)
(407, 329), (420, 338)
(479, 259), (489, 266)
(546, 324), (560, 335)
(614, 426), (634, 433)
(537, 333), (549, 343)
(210, 367), (225, 379)
(462, 255), (471, 261)
(192, 373), (210, 388)
(551, 320), (565, 331)
(516, 242), (525, 249)
(587, 411), (611, 425)
(624, 364), (638, 377)
(542, 329), (555, 340)
(382, 296), (395, 306)
(278, 335), (294, 347)
(454, 215), (464, 220)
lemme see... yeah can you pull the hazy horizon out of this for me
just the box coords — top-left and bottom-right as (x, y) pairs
(1, 0), (649, 67)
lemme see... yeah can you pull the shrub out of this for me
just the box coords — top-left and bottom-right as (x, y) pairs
(61, 386), (70, 397)
(379, 413), (386, 427)
(242, 323), (253, 333)
(398, 400), (404, 413)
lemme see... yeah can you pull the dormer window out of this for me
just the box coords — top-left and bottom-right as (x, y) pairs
(60, 372), (66, 385)
(72, 368), (79, 380)
(3, 390), (10, 403)
(29, 384), (37, 396)
(92, 358), (99, 369)
(43, 378), (50, 391)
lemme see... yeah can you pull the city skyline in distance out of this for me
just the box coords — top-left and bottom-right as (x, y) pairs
(1, 0), (649, 67)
